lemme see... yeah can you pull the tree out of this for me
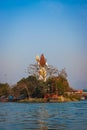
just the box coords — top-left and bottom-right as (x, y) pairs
(28, 64), (58, 80)
(47, 65), (58, 77)
(55, 76), (70, 95)
(11, 84), (20, 97)
(46, 73), (70, 95)
(17, 76), (39, 98)
(32, 80), (47, 98)
(58, 68), (67, 79)
(28, 64), (39, 77)
(0, 83), (10, 96)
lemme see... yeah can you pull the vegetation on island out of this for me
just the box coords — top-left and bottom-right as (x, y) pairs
(0, 54), (83, 102)
(0, 69), (81, 102)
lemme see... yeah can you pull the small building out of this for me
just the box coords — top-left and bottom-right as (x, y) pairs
(75, 90), (83, 94)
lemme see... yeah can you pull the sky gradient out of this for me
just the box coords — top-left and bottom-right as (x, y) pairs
(0, 0), (87, 89)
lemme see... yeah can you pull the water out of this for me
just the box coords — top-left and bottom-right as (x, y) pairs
(0, 101), (87, 130)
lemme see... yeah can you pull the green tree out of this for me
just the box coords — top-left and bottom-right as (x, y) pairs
(17, 76), (39, 98)
(0, 83), (10, 96)
(32, 80), (46, 98)
(55, 76), (70, 95)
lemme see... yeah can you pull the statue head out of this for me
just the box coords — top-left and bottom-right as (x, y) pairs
(40, 54), (46, 67)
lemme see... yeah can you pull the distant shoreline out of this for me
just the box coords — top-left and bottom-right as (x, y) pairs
(18, 96), (82, 103)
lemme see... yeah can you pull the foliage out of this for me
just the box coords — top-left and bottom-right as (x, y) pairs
(11, 84), (21, 97)
(56, 76), (70, 95)
(46, 75), (70, 95)
(58, 68), (67, 79)
(17, 76), (40, 97)
(0, 67), (72, 100)
(10, 70), (70, 98)
(65, 94), (81, 101)
(28, 64), (58, 80)
(0, 83), (10, 96)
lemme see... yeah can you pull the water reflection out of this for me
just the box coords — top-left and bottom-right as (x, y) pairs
(0, 101), (87, 130)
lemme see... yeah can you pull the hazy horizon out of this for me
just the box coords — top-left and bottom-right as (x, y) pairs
(0, 0), (87, 89)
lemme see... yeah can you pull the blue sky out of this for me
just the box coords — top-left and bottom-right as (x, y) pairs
(0, 0), (87, 89)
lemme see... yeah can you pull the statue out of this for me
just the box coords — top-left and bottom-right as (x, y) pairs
(28, 54), (58, 81)
(36, 54), (48, 82)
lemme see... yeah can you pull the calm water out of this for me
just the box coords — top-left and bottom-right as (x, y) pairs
(0, 101), (87, 130)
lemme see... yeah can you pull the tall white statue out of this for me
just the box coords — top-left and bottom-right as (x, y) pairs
(36, 54), (48, 82)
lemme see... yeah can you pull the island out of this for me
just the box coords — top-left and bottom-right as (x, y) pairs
(0, 54), (87, 103)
